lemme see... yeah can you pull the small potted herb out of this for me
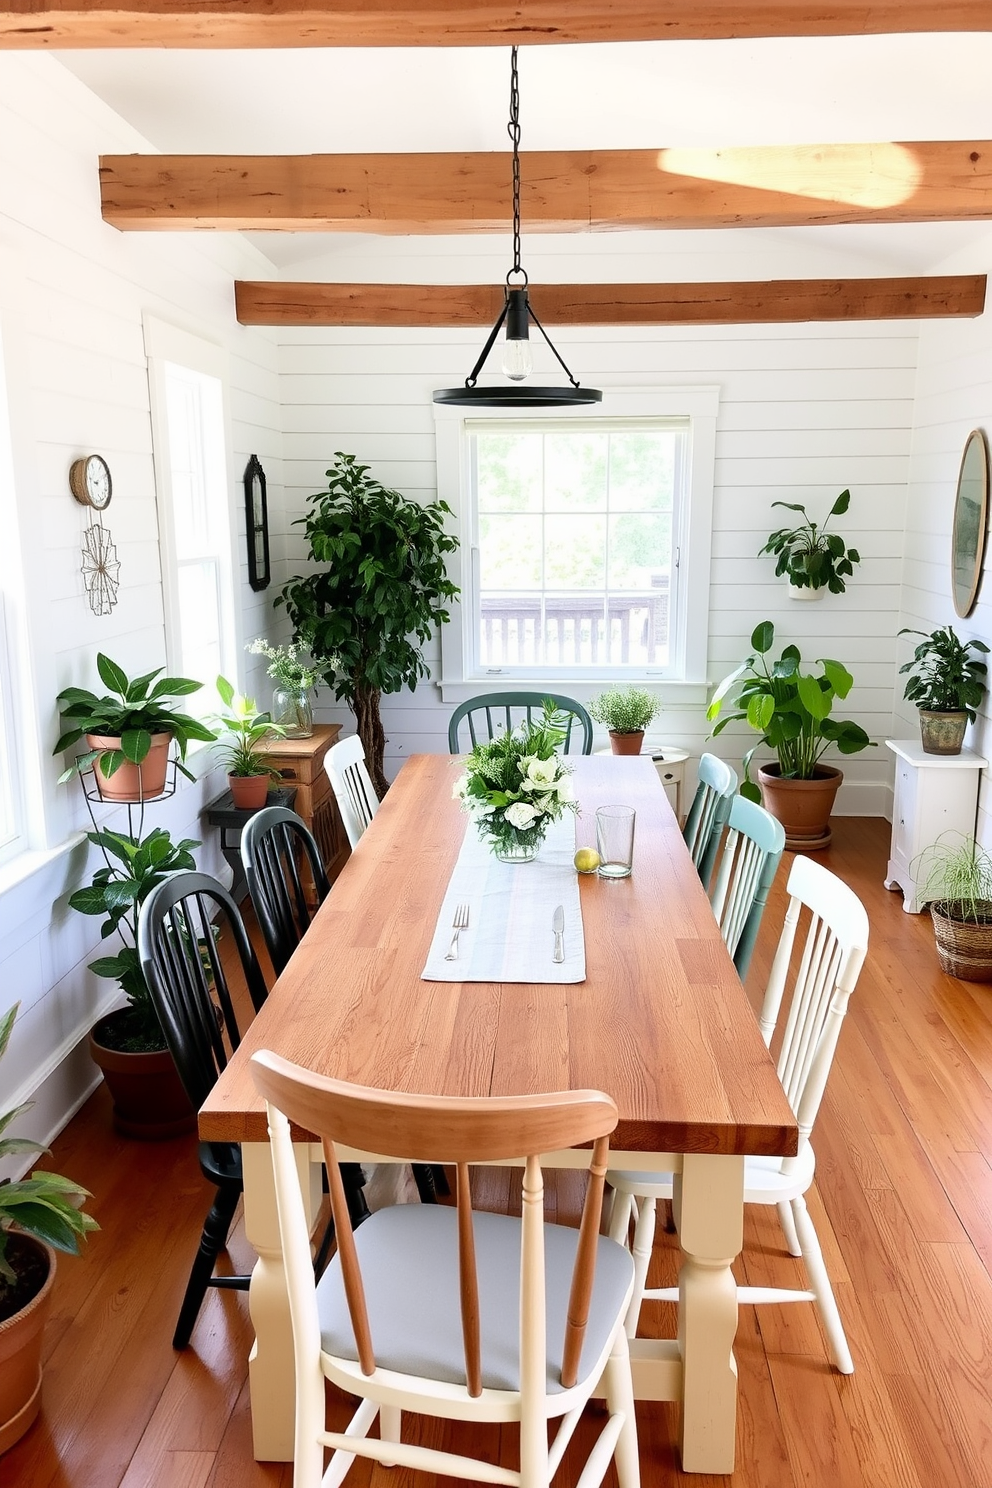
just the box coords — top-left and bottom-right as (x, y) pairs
(758, 490), (862, 598)
(213, 676), (286, 809)
(54, 653), (215, 801)
(588, 686), (661, 755)
(913, 833), (992, 980)
(0, 1003), (98, 1452)
(898, 625), (989, 755)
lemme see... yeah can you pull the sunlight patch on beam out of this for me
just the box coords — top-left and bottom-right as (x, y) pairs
(656, 144), (923, 209)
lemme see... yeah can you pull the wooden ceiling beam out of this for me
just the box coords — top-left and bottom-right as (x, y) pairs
(100, 142), (992, 233)
(233, 276), (987, 327)
(3, 1), (989, 50)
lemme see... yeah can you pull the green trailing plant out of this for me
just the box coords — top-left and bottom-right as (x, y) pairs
(54, 653), (215, 784)
(68, 827), (199, 1051)
(899, 625), (989, 719)
(707, 620), (874, 801)
(912, 833), (992, 925)
(588, 685), (661, 735)
(758, 490), (862, 594)
(454, 701), (577, 856)
(0, 1002), (98, 1312)
(277, 452), (459, 798)
(212, 676), (286, 778)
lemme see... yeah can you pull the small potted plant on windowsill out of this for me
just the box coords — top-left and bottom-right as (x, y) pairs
(758, 490), (862, 599)
(913, 833), (992, 980)
(213, 676), (286, 809)
(54, 653), (215, 802)
(0, 1003), (98, 1454)
(898, 624), (989, 756)
(588, 686), (661, 755)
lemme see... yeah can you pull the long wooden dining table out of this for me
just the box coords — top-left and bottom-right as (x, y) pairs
(200, 752), (798, 1474)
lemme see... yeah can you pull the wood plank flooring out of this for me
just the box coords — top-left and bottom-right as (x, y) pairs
(7, 817), (992, 1487)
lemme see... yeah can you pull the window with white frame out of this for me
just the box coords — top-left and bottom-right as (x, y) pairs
(145, 319), (236, 715)
(434, 387), (718, 694)
(0, 604), (20, 858)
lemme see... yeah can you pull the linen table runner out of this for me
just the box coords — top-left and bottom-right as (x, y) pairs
(421, 813), (585, 982)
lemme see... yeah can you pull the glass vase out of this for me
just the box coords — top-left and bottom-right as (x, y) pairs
(271, 685), (314, 739)
(493, 834), (542, 864)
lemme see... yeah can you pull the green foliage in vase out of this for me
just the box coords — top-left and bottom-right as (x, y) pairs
(454, 702), (578, 855)
(758, 490), (861, 594)
(0, 1005), (98, 1300)
(707, 620), (874, 801)
(898, 625), (989, 720)
(588, 685), (661, 734)
(276, 452), (459, 798)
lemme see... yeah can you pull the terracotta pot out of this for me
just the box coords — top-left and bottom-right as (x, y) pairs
(0, 1236), (55, 1455)
(919, 710), (968, 756)
(756, 763), (843, 852)
(608, 730), (644, 756)
(228, 773), (270, 809)
(86, 731), (172, 802)
(88, 1013), (195, 1140)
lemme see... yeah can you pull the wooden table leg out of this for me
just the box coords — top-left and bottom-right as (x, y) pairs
(673, 1153), (745, 1474)
(241, 1141), (319, 1462)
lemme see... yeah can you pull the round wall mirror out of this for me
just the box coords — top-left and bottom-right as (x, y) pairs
(951, 428), (990, 618)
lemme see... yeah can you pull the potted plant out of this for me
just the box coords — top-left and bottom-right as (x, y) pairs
(246, 638), (324, 740)
(898, 625), (989, 755)
(758, 490), (862, 599)
(913, 833), (992, 980)
(277, 452), (459, 798)
(0, 1003), (98, 1453)
(213, 676), (286, 809)
(707, 620), (874, 850)
(69, 826), (201, 1138)
(588, 685), (661, 755)
(54, 653), (215, 801)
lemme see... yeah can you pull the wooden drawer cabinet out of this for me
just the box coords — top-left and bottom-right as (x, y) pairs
(262, 724), (349, 883)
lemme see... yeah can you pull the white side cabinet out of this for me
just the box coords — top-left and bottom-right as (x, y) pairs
(884, 739), (987, 913)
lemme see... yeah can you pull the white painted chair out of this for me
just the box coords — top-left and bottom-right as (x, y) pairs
(681, 752), (738, 889)
(251, 1049), (640, 1488)
(324, 734), (378, 850)
(708, 794), (786, 980)
(608, 856), (869, 1375)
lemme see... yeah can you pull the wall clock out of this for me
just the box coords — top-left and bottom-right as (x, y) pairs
(244, 454), (271, 592)
(70, 454), (120, 615)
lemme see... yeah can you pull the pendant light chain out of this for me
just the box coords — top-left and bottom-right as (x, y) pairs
(507, 46), (527, 286)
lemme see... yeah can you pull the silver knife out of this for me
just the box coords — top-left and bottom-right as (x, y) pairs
(552, 904), (565, 963)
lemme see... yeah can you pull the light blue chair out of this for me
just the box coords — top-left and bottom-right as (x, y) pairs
(708, 794), (786, 980)
(447, 691), (594, 755)
(681, 752), (738, 888)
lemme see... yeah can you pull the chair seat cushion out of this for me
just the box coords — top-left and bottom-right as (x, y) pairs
(316, 1203), (633, 1394)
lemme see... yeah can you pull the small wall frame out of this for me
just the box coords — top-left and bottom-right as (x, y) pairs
(951, 428), (990, 619)
(244, 453), (271, 592)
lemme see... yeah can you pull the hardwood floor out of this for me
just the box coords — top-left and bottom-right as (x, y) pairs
(8, 816), (992, 1487)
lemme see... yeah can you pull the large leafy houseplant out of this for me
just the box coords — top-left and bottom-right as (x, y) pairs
(758, 490), (862, 595)
(899, 625), (989, 715)
(707, 620), (874, 801)
(68, 827), (199, 1052)
(277, 452), (459, 798)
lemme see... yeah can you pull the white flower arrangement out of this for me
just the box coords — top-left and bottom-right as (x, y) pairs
(454, 702), (578, 855)
(246, 638), (323, 692)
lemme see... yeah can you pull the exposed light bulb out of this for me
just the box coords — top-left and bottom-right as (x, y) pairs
(501, 285), (532, 381)
(501, 335), (533, 381)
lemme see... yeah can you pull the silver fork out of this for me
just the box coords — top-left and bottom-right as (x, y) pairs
(444, 903), (470, 960)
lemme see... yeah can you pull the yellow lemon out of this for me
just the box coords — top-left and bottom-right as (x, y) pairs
(573, 847), (601, 874)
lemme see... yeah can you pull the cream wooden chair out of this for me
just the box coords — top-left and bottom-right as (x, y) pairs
(251, 1049), (640, 1488)
(608, 856), (869, 1374)
(681, 752), (737, 889)
(323, 734), (378, 850)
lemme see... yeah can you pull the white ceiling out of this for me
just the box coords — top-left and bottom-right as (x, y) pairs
(55, 36), (992, 275)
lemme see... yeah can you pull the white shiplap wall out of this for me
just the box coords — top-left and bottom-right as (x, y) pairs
(0, 55), (287, 1154)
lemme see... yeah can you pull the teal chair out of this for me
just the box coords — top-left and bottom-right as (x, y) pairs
(447, 692), (594, 755)
(708, 794), (786, 980)
(681, 752), (738, 888)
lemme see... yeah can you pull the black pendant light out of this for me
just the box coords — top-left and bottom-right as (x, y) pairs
(433, 47), (601, 409)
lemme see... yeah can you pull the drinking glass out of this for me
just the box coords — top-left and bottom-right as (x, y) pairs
(596, 805), (636, 878)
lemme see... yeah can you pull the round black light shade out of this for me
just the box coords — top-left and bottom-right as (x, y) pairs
(433, 384), (603, 408)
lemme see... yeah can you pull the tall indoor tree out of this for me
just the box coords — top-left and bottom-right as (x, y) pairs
(277, 453), (459, 798)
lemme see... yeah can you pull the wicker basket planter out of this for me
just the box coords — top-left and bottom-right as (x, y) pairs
(929, 899), (992, 982)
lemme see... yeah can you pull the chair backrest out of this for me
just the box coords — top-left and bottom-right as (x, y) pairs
(448, 692), (594, 755)
(241, 806), (331, 976)
(324, 735), (379, 850)
(708, 794), (786, 980)
(137, 871), (269, 1114)
(682, 752), (738, 886)
(758, 856), (869, 1160)
(251, 1048), (617, 1396)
